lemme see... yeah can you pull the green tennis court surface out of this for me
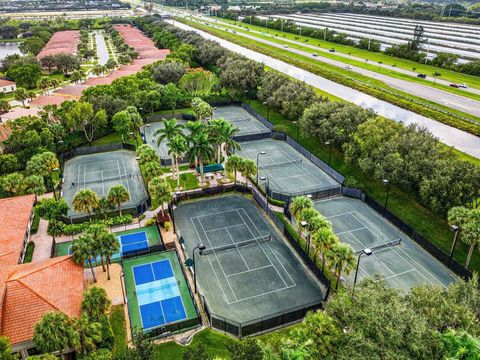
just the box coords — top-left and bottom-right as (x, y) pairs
(123, 251), (199, 333)
(141, 120), (190, 162)
(213, 106), (270, 136)
(236, 139), (340, 198)
(314, 197), (457, 290)
(62, 150), (147, 217)
(174, 195), (325, 325)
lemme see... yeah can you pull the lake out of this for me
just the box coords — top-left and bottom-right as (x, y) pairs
(0, 42), (21, 61)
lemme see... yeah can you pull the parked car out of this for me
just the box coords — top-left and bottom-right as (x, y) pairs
(345, 65), (352, 70)
(312, 53), (318, 57)
(329, 48), (336, 53)
(283, 44), (289, 48)
(450, 83), (460, 88)
(459, 83), (468, 88)
(417, 74), (427, 78)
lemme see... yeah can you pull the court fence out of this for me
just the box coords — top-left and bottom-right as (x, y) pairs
(171, 183), (251, 206)
(363, 194), (472, 280)
(265, 182), (342, 203)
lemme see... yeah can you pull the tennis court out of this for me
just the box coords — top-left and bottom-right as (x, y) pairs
(213, 106), (270, 137)
(62, 150), (148, 217)
(123, 251), (200, 333)
(236, 139), (340, 200)
(313, 197), (457, 290)
(174, 195), (325, 330)
(141, 120), (190, 163)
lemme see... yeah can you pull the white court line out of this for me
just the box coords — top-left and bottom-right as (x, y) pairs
(225, 227), (250, 271)
(226, 284), (296, 305)
(382, 268), (418, 281)
(197, 217), (239, 302)
(238, 208), (296, 287)
(204, 223), (246, 233)
(101, 170), (105, 195)
(195, 208), (244, 219)
(122, 159), (133, 204)
(190, 217), (231, 303)
(225, 264), (273, 278)
(326, 211), (356, 219)
(336, 227), (368, 236)
(352, 211), (446, 288)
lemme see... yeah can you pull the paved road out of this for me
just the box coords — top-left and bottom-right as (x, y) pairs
(95, 31), (110, 66)
(198, 15), (480, 97)
(189, 15), (480, 118)
(170, 19), (480, 159)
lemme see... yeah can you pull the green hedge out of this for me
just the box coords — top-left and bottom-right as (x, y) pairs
(30, 214), (40, 235)
(23, 241), (35, 263)
(59, 215), (133, 235)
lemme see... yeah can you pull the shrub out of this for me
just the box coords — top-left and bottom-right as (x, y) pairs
(164, 221), (171, 231)
(61, 215), (133, 235)
(156, 210), (170, 226)
(144, 218), (156, 227)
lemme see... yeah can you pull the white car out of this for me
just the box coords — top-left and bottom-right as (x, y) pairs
(345, 65), (352, 70)
(459, 83), (468, 88)
(283, 45), (289, 48)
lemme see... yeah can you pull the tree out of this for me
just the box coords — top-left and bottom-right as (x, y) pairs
(178, 70), (216, 96)
(22, 175), (47, 195)
(191, 97), (213, 123)
(73, 189), (99, 220)
(35, 198), (69, 221)
(126, 106), (143, 143)
(55, 54), (80, 76)
(239, 159), (257, 187)
(7, 62), (41, 89)
(208, 118), (239, 162)
(329, 242), (356, 289)
(118, 329), (155, 360)
(0, 99), (11, 114)
(137, 144), (159, 165)
(167, 134), (187, 188)
(14, 87), (29, 107)
(152, 61), (185, 85)
(142, 161), (162, 184)
(290, 195), (314, 238)
(111, 110), (132, 139)
(98, 228), (120, 280)
(432, 71), (441, 85)
(228, 339), (262, 360)
(0, 172), (25, 196)
(82, 287), (111, 322)
(312, 227), (338, 272)
(40, 55), (57, 73)
(148, 176), (171, 212)
(67, 102), (107, 146)
(96, 197), (113, 220)
(440, 330), (480, 360)
(0, 336), (14, 360)
(107, 185), (130, 216)
(189, 132), (214, 184)
(74, 314), (102, 355)
(183, 343), (211, 360)
(33, 312), (78, 358)
(0, 154), (18, 175)
(155, 118), (184, 173)
(225, 155), (243, 186)
(72, 232), (97, 282)
(37, 77), (52, 95)
(26, 151), (59, 193)
(218, 56), (264, 98)
(448, 207), (480, 269)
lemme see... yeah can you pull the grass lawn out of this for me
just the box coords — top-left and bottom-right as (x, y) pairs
(179, 18), (480, 136)
(110, 305), (127, 359)
(210, 16), (480, 91)
(248, 99), (479, 272)
(155, 329), (237, 359)
(22, 241), (35, 263)
(166, 172), (199, 191)
(90, 132), (142, 147)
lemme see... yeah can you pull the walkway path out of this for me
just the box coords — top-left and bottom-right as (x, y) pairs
(30, 219), (53, 262)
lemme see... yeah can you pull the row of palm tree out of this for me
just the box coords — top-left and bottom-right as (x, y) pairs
(225, 154), (257, 186)
(37, 77), (61, 95)
(290, 195), (356, 289)
(72, 185), (130, 220)
(154, 117), (240, 186)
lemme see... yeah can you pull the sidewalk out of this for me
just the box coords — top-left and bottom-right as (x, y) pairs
(30, 219), (53, 262)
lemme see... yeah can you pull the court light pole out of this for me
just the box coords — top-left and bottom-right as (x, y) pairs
(325, 140), (333, 165)
(256, 151), (266, 183)
(293, 121), (300, 143)
(448, 224), (460, 268)
(260, 176), (269, 210)
(263, 101), (270, 121)
(382, 179), (391, 217)
(353, 248), (372, 295)
(244, 89), (251, 107)
(192, 243), (206, 293)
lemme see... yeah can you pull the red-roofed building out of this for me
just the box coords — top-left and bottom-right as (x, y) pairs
(0, 79), (16, 94)
(0, 108), (41, 123)
(0, 195), (84, 359)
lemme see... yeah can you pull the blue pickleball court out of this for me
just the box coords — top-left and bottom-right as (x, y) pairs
(133, 259), (188, 330)
(120, 231), (149, 254)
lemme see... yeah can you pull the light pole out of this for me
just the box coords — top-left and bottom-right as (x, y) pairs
(382, 179), (391, 217)
(325, 140), (333, 165)
(353, 248), (372, 294)
(244, 89), (251, 107)
(263, 101), (270, 121)
(298, 26), (302, 36)
(192, 243), (206, 293)
(120, 271), (126, 304)
(448, 224), (460, 268)
(256, 151), (266, 183)
(300, 220), (308, 250)
(260, 176), (269, 210)
(293, 121), (300, 143)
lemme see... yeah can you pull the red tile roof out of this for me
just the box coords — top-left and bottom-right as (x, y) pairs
(0, 123), (11, 143)
(0, 80), (15, 87)
(0, 108), (40, 122)
(1, 256), (84, 345)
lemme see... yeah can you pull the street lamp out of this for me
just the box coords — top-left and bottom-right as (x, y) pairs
(297, 26), (302, 36)
(262, 101), (270, 121)
(260, 176), (269, 210)
(293, 121), (300, 143)
(244, 89), (251, 107)
(448, 224), (460, 268)
(382, 179), (391, 217)
(256, 151), (266, 183)
(324, 140), (333, 165)
(353, 248), (372, 294)
(192, 243), (206, 293)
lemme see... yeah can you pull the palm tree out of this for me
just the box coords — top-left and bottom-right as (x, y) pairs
(71, 233), (97, 282)
(225, 155), (243, 186)
(167, 134), (187, 188)
(239, 159), (257, 186)
(73, 189), (99, 220)
(304, 215), (330, 258)
(99, 230), (120, 280)
(37, 77), (52, 95)
(312, 227), (339, 272)
(74, 314), (102, 354)
(189, 132), (214, 185)
(33, 312), (78, 359)
(50, 78), (61, 89)
(91, 65), (104, 76)
(14, 87), (28, 107)
(107, 184), (130, 216)
(441, 329), (480, 359)
(95, 197), (112, 220)
(81, 287), (111, 322)
(0, 99), (11, 114)
(298, 207), (318, 242)
(143, 161), (162, 184)
(27, 90), (36, 101)
(290, 196), (314, 238)
(154, 118), (184, 173)
(148, 176), (171, 212)
(185, 120), (204, 138)
(329, 242), (356, 290)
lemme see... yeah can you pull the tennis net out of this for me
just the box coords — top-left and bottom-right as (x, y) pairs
(259, 159), (303, 170)
(229, 117), (251, 123)
(355, 239), (402, 255)
(202, 235), (272, 255)
(81, 174), (131, 185)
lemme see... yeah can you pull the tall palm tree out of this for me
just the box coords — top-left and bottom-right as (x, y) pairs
(185, 120), (204, 138)
(37, 77), (52, 95)
(81, 287), (111, 322)
(72, 189), (99, 220)
(239, 159), (257, 186)
(298, 207), (318, 243)
(329, 242), (356, 290)
(95, 197), (113, 220)
(99, 231), (120, 280)
(50, 78), (61, 89)
(225, 155), (243, 186)
(189, 132), (214, 185)
(107, 185), (130, 216)
(208, 118), (240, 162)
(312, 227), (338, 272)
(304, 215), (330, 258)
(290, 196), (314, 238)
(14, 88), (28, 107)
(74, 314), (102, 354)
(71, 233), (97, 282)
(167, 134), (187, 188)
(154, 118), (184, 173)
(148, 176), (171, 212)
